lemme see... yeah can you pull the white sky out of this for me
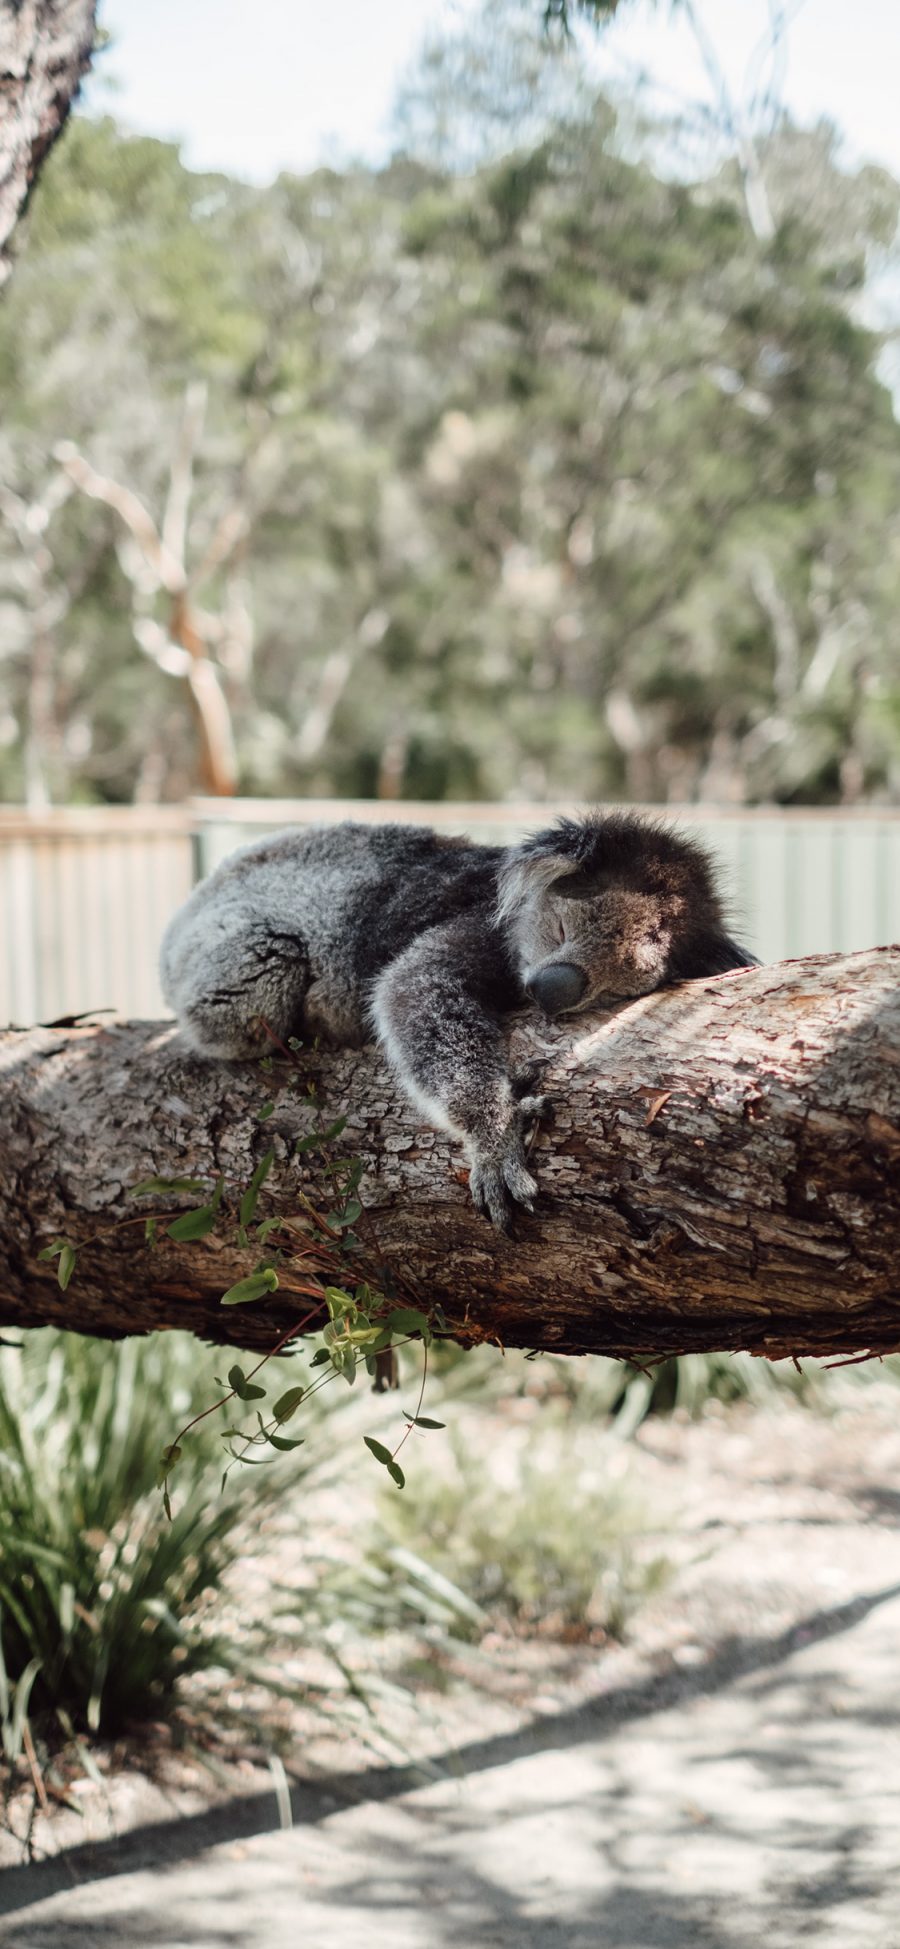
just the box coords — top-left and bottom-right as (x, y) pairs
(86, 0), (900, 188)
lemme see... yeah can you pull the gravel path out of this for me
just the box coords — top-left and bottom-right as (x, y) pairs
(3, 1400), (900, 1946)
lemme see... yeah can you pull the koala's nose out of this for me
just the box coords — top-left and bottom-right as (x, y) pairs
(524, 962), (587, 1016)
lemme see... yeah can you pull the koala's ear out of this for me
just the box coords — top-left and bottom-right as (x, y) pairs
(713, 935), (759, 972)
(496, 839), (585, 921)
(681, 934), (759, 978)
(556, 866), (616, 900)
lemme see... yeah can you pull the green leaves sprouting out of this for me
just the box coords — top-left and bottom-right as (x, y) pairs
(220, 1268), (280, 1308)
(37, 1238), (78, 1290)
(364, 1436), (406, 1491)
(166, 1176), (225, 1242)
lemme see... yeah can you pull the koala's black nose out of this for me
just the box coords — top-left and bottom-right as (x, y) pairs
(524, 963), (587, 1016)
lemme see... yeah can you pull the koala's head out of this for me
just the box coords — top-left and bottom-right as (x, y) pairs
(497, 813), (756, 1018)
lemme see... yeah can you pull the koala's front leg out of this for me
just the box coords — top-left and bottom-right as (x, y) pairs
(370, 920), (548, 1231)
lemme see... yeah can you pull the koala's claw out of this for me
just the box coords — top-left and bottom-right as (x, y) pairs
(510, 1058), (549, 1102)
(468, 1095), (550, 1230)
(516, 1091), (553, 1130)
(469, 1153), (538, 1232)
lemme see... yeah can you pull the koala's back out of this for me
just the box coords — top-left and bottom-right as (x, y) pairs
(166, 820), (503, 961)
(160, 820), (507, 1055)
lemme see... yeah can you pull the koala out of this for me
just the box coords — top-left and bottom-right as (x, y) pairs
(160, 813), (756, 1230)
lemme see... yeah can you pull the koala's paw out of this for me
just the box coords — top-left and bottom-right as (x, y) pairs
(516, 1090), (553, 1128)
(510, 1057), (549, 1102)
(468, 1095), (552, 1232)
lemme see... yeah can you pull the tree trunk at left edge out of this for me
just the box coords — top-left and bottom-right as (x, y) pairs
(0, 0), (98, 284)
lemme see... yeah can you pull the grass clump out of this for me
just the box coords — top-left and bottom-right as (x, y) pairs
(370, 1425), (667, 1643)
(0, 1328), (296, 1755)
(426, 1340), (820, 1437)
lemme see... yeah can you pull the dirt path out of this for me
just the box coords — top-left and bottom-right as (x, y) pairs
(2, 1573), (899, 1946)
(3, 1395), (900, 1946)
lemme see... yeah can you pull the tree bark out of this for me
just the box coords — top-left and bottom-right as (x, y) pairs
(0, 0), (98, 284)
(3, 946), (900, 1364)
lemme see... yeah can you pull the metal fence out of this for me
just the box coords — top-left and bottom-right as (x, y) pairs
(3, 798), (900, 1024)
(0, 807), (194, 1024)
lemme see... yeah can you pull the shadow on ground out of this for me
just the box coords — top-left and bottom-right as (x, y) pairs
(3, 1576), (899, 1948)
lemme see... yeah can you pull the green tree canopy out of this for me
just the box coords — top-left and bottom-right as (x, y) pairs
(0, 64), (897, 806)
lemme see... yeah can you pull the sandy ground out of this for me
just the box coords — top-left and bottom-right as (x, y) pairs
(3, 1392), (900, 1946)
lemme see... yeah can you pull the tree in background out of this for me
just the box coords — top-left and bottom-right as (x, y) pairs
(0, 0), (898, 807)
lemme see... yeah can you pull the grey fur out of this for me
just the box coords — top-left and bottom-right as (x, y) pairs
(160, 814), (756, 1229)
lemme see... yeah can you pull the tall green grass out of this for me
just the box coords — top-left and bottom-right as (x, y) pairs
(367, 1426), (667, 1640)
(0, 1330), (294, 1748)
(0, 1322), (856, 1770)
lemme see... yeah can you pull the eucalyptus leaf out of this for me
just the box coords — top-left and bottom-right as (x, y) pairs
(38, 1238), (68, 1262)
(228, 1365), (267, 1400)
(166, 1206), (219, 1242)
(156, 1442), (182, 1486)
(386, 1307), (432, 1338)
(272, 1386), (305, 1423)
(57, 1245), (77, 1290)
(239, 1147), (275, 1226)
(220, 1269), (280, 1307)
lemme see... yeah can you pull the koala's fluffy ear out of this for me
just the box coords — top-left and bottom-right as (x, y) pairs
(497, 816), (623, 920)
(496, 831), (586, 921)
(678, 934), (760, 978)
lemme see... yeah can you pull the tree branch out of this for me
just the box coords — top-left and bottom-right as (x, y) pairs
(54, 443), (185, 593)
(161, 381), (207, 571)
(3, 948), (900, 1365)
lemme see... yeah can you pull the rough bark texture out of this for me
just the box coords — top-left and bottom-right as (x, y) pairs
(0, 0), (97, 284)
(3, 947), (900, 1364)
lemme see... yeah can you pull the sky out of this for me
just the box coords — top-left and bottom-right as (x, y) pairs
(86, 0), (900, 190)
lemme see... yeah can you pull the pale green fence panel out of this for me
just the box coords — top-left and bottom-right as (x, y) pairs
(0, 809), (194, 1025)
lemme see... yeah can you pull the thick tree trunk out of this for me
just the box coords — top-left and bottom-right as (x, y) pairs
(0, 0), (97, 284)
(3, 946), (900, 1364)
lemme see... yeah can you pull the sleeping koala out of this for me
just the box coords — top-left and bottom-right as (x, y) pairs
(160, 813), (755, 1229)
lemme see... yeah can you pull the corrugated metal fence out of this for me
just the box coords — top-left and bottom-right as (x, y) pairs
(3, 798), (900, 1024)
(0, 808), (195, 1024)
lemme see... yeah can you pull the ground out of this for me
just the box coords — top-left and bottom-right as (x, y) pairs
(2, 1388), (900, 1945)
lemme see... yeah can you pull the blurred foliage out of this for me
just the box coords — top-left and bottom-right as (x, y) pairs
(546, 1345), (819, 1421)
(425, 1336), (819, 1434)
(0, 1330), (314, 1747)
(0, 1324), (887, 1788)
(0, 1325), (662, 1779)
(370, 1425), (667, 1637)
(0, 3), (899, 807)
